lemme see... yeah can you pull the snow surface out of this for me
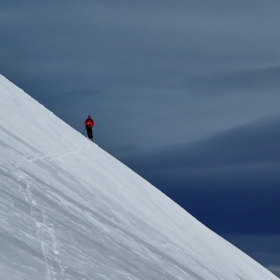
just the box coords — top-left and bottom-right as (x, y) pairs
(0, 74), (278, 280)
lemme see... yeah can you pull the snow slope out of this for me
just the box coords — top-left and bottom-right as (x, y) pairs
(0, 74), (278, 280)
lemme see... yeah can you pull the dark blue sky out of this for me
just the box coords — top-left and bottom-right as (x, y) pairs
(1, 0), (280, 276)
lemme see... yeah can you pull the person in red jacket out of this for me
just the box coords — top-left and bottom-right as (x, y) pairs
(84, 115), (94, 140)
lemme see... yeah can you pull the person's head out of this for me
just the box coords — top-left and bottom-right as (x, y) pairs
(88, 115), (91, 119)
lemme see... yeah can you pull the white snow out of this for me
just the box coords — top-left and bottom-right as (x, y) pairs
(0, 74), (278, 280)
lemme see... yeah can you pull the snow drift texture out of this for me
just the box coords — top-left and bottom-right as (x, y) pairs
(0, 74), (278, 280)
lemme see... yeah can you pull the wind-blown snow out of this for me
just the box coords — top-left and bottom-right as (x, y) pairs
(0, 74), (278, 280)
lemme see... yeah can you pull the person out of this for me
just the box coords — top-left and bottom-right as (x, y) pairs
(84, 115), (94, 140)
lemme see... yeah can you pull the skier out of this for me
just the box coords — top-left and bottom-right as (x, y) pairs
(84, 115), (94, 140)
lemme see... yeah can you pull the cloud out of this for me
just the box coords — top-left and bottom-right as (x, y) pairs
(125, 115), (280, 171)
(42, 90), (100, 101)
(266, 266), (280, 278)
(185, 66), (280, 93)
(223, 234), (280, 277)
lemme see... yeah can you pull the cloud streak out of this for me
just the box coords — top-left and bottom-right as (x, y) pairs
(125, 115), (280, 170)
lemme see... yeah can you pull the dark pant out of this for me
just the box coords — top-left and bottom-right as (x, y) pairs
(86, 126), (93, 139)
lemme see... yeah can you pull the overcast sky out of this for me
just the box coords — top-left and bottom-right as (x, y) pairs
(1, 0), (280, 276)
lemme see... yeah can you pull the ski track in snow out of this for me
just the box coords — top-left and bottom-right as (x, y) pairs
(14, 142), (88, 280)
(16, 164), (61, 279)
(22, 143), (89, 163)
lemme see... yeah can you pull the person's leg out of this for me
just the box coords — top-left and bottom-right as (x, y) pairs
(89, 127), (93, 139)
(86, 127), (93, 139)
(86, 127), (91, 138)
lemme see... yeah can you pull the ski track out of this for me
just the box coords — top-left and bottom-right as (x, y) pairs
(23, 142), (89, 163)
(14, 142), (88, 280)
(16, 167), (64, 280)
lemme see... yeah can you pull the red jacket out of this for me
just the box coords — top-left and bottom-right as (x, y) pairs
(84, 118), (94, 128)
